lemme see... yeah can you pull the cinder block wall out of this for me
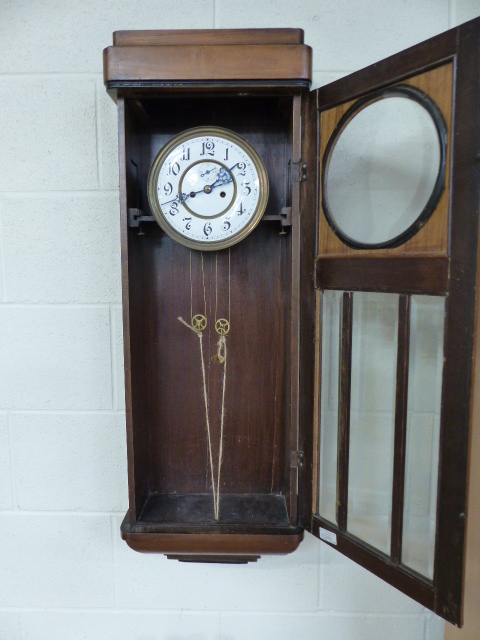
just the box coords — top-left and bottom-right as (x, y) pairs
(0, 1), (478, 638)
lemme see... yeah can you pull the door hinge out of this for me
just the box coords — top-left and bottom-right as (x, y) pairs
(290, 160), (307, 183)
(290, 450), (305, 468)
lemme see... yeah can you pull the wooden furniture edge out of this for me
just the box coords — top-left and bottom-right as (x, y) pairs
(443, 18), (480, 633)
(121, 517), (304, 555)
(312, 516), (436, 613)
(433, 18), (480, 626)
(103, 44), (312, 84)
(443, 234), (480, 637)
(316, 27), (457, 110)
(113, 28), (305, 46)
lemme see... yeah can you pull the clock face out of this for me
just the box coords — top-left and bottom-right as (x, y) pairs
(147, 126), (269, 250)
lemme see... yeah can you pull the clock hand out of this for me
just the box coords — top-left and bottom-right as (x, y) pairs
(200, 167), (218, 178)
(161, 167), (234, 207)
(160, 192), (194, 207)
(179, 190), (203, 204)
(178, 184), (219, 204)
(161, 193), (182, 206)
(183, 170), (233, 201)
(200, 161), (243, 179)
(208, 167), (234, 190)
(228, 162), (245, 173)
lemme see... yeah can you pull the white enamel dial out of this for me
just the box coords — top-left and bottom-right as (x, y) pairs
(147, 127), (269, 251)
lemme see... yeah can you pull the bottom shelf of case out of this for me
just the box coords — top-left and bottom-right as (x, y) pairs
(120, 493), (304, 561)
(140, 492), (291, 527)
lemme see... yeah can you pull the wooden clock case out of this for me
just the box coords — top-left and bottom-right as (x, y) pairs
(104, 19), (480, 626)
(104, 29), (312, 562)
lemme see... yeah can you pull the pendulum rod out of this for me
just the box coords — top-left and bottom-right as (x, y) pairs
(213, 248), (231, 520)
(178, 251), (218, 518)
(178, 249), (231, 522)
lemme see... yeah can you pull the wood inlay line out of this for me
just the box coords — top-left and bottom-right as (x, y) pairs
(337, 291), (353, 532)
(391, 294), (411, 563)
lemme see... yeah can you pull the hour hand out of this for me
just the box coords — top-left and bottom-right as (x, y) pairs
(179, 192), (191, 204)
(210, 167), (233, 189)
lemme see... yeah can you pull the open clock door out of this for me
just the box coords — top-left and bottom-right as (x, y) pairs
(300, 17), (480, 626)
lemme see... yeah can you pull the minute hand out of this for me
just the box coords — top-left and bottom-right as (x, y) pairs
(208, 167), (234, 191)
(161, 165), (237, 206)
(229, 162), (247, 172)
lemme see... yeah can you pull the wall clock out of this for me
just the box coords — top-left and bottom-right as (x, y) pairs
(104, 20), (480, 630)
(147, 126), (268, 251)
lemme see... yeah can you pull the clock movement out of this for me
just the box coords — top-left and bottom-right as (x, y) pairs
(104, 19), (480, 627)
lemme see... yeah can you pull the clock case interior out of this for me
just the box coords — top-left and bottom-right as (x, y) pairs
(104, 21), (480, 625)
(118, 91), (304, 558)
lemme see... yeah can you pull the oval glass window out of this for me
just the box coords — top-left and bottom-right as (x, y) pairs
(322, 86), (447, 249)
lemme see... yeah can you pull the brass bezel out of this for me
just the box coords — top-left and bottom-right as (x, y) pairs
(147, 126), (269, 251)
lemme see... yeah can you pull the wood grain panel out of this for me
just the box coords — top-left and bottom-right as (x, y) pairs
(122, 95), (294, 503)
(113, 29), (304, 46)
(317, 63), (453, 257)
(118, 98), (150, 523)
(104, 44), (312, 84)
(316, 256), (449, 295)
(297, 90), (319, 530)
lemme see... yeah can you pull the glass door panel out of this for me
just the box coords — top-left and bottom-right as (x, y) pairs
(347, 292), (399, 554)
(318, 290), (342, 524)
(402, 295), (445, 578)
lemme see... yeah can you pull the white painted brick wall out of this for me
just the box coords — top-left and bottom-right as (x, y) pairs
(0, 307), (112, 410)
(0, 415), (12, 509)
(0, 79), (98, 192)
(1, 1), (478, 638)
(0, 514), (114, 608)
(11, 413), (128, 511)
(2, 195), (121, 303)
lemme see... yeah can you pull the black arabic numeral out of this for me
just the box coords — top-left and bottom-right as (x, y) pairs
(183, 217), (192, 230)
(204, 222), (212, 236)
(182, 147), (190, 161)
(164, 182), (173, 196)
(242, 181), (251, 196)
(224, 148), (229, 161)
(222, 220), (231, 231)
(169, 162), (180, 176)
(201, 141), (215, 156)
(237, 162), (246, 176)
(237, 201), (245, 216)
(169, 202), (179, 216)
